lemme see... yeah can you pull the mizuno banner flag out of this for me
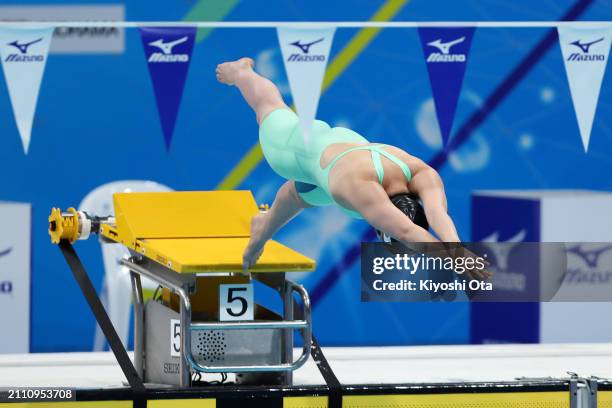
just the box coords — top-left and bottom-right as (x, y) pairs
(139, 27), (196, 150)
(558, 26), (612, 152)
(418, 27), (475, 148)
(0, 27), (53, 154)
(277, 27), (335, 144)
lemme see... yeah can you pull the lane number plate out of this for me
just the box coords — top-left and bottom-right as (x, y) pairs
(219, 284), (254, 321)
(170, 319), (180, 357)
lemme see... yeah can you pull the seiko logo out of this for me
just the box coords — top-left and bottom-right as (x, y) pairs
(565, 244), (612, 284)
(287, 38), (326, 62)
(163, 362), (180, 374)
(0, 246), (13, 295)
(5, 38), (44, 63)
(567, 38), (605, 62)
(148, 37), (189, 63)
(426, 37), (466, 63)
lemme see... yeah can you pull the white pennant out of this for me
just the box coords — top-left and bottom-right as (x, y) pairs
(277, 27), (335, 144)
(0, 27), (53, 154)
(557, 25), (612, 152)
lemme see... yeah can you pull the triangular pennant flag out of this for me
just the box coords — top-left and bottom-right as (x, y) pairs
(418, 27), (475, 148)
(139, 27), (196, 150)
(0, 27), (53, 154)
(277, 27), (335, 144)
(558, 25), (612, 152)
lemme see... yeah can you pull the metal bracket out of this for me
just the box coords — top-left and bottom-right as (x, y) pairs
(587, 377), (598, 408)
(569, 374), (579, 408)
(517, 372), (595, 408)
(568, 372), (596, 408)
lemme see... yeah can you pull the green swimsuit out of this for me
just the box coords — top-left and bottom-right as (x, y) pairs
(259, 108), (412, 219)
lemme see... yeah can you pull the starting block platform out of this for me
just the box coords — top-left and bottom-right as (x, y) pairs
(91, 190), (315, 273)
(1, 343), (611, 407)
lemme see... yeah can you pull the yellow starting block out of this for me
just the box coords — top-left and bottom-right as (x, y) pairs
(50, 190), (314, 273)
(49, 190), (315, 388)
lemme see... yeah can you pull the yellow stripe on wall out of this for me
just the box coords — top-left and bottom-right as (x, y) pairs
(599, 390), (612, 408)
(183, 0), (241, 43)
(284, 396), (328, 408)
(282, 392), (570, 408)
(342, 391), (569, 407)
(216, 0), (409, 190)
(148, 399), (215, 408)
(322, 0), (407, 91)
(216, 143), (264, 191)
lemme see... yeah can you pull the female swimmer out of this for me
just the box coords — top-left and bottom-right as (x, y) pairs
(216, 58), (483, 276)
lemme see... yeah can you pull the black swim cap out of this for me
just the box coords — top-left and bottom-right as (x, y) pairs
(376, 193), (429, 242)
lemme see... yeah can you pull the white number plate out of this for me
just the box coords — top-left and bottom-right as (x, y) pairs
(170, 319), (180, 357)
(219, 284), (254, 321)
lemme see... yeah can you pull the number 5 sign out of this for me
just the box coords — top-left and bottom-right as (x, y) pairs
(219, 284), (254, 321)
(170, 319), (180, 357)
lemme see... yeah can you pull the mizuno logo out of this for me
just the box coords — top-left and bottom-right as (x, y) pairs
(564, 244), (612, 287)
(4, 38), (45, 63)
(8, 38), (42, 54)
(570, 38), (604, 53)
(0, 247), (11, 258)
(286, 38), (327, 63)
(481, 230), (526, 271)
(148, 36), (188, 55)
(427, 37), (465, 55)
(290, 38), (324, 54)
(566, 244), (612, 268)
(426, 37), (467, 63)
(147, 36), (190, 63)
(480, 230), (527, 292)
(566, 37), (606, 62)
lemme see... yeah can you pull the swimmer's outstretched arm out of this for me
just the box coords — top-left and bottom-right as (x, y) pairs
(410, 168), (460, 242)
(242, 181), (311, 271)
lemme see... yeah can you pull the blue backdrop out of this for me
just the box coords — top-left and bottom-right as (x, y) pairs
(0, 0), (611, 352)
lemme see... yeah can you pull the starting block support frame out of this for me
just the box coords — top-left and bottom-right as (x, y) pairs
(123, 256), (312, 387)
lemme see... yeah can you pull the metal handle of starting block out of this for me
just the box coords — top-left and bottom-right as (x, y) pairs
(191, 320), (308, 330)
(182, 279), (312, 374)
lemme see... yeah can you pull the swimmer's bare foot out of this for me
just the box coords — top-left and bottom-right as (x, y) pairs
(216, 57), (254, 86)
(242, 212), (268, 271)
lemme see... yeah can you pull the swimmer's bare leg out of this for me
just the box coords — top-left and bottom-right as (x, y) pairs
(216, 57), (288, 124)
(242, 181), (310, 271)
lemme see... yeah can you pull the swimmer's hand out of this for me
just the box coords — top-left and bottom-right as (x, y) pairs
(242, 212), (268, 272)
(465, 265), (492, 281)
(458, 246), (492, 281)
